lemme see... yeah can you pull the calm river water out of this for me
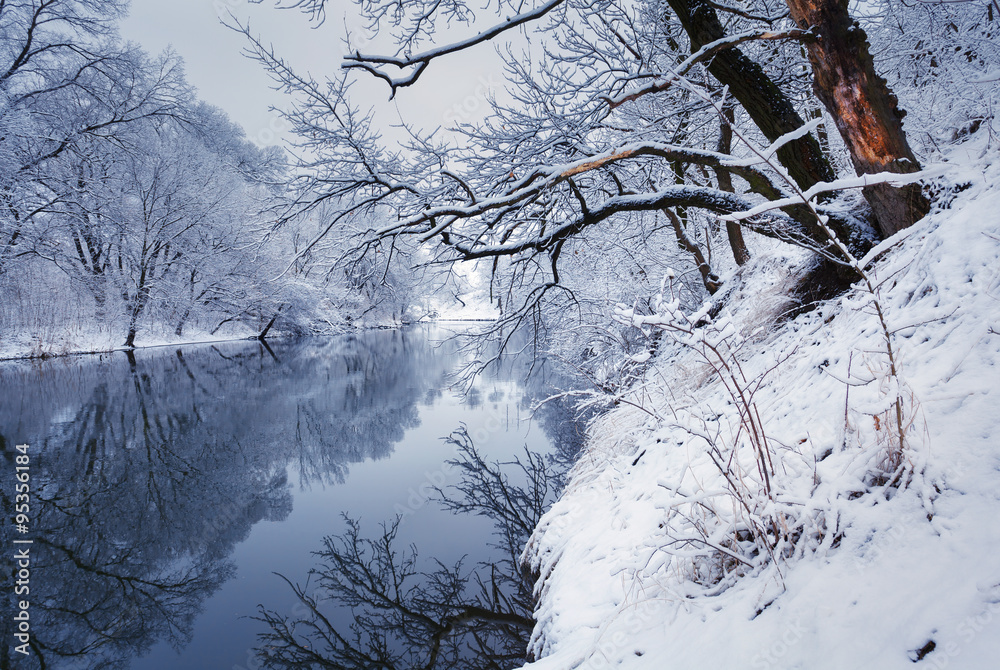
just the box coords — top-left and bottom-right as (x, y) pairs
(0, 326), (580, 669)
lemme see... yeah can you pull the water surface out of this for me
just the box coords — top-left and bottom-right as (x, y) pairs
(0, 328), (578, 669)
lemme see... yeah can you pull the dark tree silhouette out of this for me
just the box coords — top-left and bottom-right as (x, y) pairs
(252, 427), (555, 670)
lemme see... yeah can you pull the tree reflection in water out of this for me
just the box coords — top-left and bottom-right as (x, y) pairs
(252, 424), (567, 670)
(0, 330), (467, 670)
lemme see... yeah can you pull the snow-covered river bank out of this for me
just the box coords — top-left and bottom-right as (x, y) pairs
(518, 145), (1000, 670)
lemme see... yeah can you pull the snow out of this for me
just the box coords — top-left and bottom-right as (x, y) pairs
(519, 139), (1000, 670)
(0, 325), (260, 362)
(721, 165), (948, 222)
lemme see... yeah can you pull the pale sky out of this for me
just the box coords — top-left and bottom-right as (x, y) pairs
(119, 0), (512, 150)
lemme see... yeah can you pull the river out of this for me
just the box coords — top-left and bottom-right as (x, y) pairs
(0, 326), (581, 669)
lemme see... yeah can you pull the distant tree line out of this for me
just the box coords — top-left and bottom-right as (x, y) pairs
(0, 0), (427, 355)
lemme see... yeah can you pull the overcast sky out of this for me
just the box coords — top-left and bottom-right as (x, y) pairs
(119, 0), (512, 149)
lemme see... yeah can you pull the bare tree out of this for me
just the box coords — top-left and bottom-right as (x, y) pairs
(233, 0), (946, 344)
(0, 1), (188, 277)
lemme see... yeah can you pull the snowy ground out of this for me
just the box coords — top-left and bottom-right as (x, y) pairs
(519, 140), (1000, 670)
(0, 325), (262, 361)
(0, 293), (494, 361)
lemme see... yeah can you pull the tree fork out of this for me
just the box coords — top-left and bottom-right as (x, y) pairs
(783, 0), (931, 237)
(664, 208), (721, 294)
(665, 0), (837, 191)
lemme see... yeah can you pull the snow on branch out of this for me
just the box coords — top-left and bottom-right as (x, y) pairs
(720, 166), (947, 223)
(440, 185), (798, 260)
(342, 0), (568, 96)
(704, 1), (789, 23)
(603, 29), (814, 109)
(366, 140), (794, 249)
(722, 117), (825, 167)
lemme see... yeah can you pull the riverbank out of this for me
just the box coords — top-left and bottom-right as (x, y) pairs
(0, 321), (419, 363)
(520, 143), (1000, 668)
(0, 303), (500, 362)
(0, 329), (257, 363)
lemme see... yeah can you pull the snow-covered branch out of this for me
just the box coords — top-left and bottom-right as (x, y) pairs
(720, 167), (946, 223)
(604, 28), (814, 109)
(341, 0), (568, 96)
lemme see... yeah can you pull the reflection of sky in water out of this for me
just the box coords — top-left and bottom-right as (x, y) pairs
(172, 380), (547, 670)
(0, 327), (567, 670)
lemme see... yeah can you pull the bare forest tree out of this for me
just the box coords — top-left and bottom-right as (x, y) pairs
(1, 1), (422, 352)
(0, 0), (185, 275)
(233, 0), (979, 348)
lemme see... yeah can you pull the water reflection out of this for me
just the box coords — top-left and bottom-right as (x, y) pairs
(0, 330), (489, 670)
(253, 427), (548, 670)
(249, 346), (593, 670)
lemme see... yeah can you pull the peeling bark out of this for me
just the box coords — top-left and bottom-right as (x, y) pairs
(666, 0), (837, 191)
(784, 0), (930, 237)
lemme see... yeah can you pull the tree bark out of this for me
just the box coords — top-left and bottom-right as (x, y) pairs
(174, 308), (190, 337)
(666, 0), (877, 254)
(716, 107), (751, 266)
(257, 311), (281, 341)
(125, 324), (138, 348)
(666, 0), (837, 191)
(783, 0), (930, 237)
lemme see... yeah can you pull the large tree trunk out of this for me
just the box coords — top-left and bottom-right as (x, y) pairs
(667, 0), (875, 256)
(666, 0), (837, 192)
(784, 0), (930, 237)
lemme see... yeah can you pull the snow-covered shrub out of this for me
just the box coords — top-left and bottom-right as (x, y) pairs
(616, 274), (819, 591)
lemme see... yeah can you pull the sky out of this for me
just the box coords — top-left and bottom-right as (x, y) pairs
(119, 0), (513, 150)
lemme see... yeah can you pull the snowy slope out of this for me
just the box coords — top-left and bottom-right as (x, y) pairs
(520, 141), (1000, 670)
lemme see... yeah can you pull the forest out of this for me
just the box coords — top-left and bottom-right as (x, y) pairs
(0, 0), (429, 359)
(2, 0), (999, 668)
(0, 0), (993, 363)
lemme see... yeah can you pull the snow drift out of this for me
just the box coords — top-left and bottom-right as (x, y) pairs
(519, 140), (1000, 670)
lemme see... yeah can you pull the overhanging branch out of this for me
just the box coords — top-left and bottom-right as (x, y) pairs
(342, 0), (568, 95)
(604, 28), (814, 110)
(443, 185), (801, 260)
